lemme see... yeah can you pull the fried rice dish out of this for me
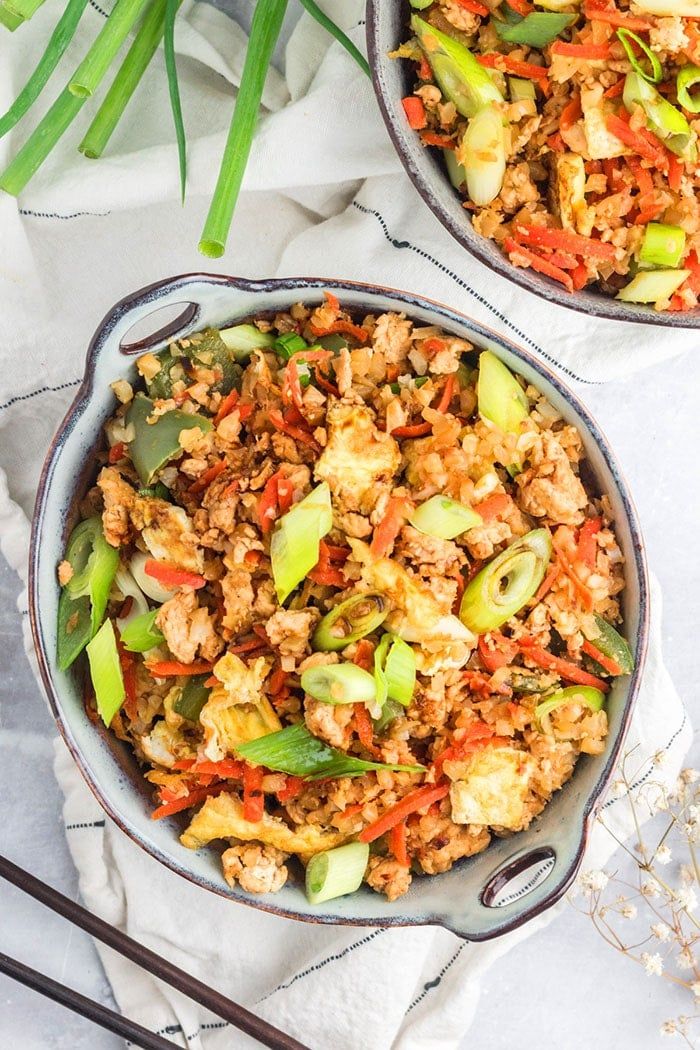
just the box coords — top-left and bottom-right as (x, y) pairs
(396, 0), (700, 311)
(56, 294), (634, 904)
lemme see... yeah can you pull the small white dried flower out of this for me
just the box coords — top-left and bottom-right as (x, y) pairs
(660, 1020), (677, 1036)
(680, 769), (700, 785)
(655, 844), (672, 866)
(641, 880), (661, 899)
(676, 887), (698, 912)
(621, 903), (638, 920)
(652, 750), (667, 768)
(611, 778), (627, 798)
(641, 952), (663, 977)
(691, 982), (700, 1000)
(677, 946), (696, 971)
(680, 864), (696, 885)
(579, 869), (609, 893)
(642, 952), (664, 976)
(651, 923), (671, 941)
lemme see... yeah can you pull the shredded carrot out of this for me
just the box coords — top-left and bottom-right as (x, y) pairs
(557, 553), (594, 611)
(389, 821), (410, 866)
(583, 2), (651, 29)
(194, 759), (243, 778)
(308, 539), (348, 588)
(146, 659), (215, 677)
(370, 495), (411, 557)
(576, 516), (602, 568)
(229, 635), (268, 655)
(359, 783), (450, 844)
(560, 94), (582, 131)
(547, 133), (566, 153)
(535, 563), (559, 602)
(352, 639), (375, 672)
(550, 41), (611, 60)
(144, 559), (206, 590)
(402, 95), (427, 130)
(432, 722), (502, 775)
(462, 670), (512, 697)
(282, 358), (304, 411)
(420, 131), (457, 148)
(258, 471), (283, 535)
(582, 639), (623, 676)
(310, 318), (369, 344)
(391, 421), (432, 438)
(478, 632), (519, 672)
(456, 0), (489, 14)
(519, 641), (610, 691)
(504, 237), (574, 292)
(478, 53), (549, 91)
(268, 408), (320, 452)
(668, 154), (683, 192)
(474, 492), (512, 522)
(354, 703), (375, 751)
(213, 388), (239, 426)
(277, 775), (305, 803)
(602, 79), (625, 99)
(571, 263), (589, 290)
(626, 156), (654, 197)
(417, 54), (432, 81)
(422, 337), (447, 356)
(314, 367), (340, 398)
(507, 0), (534, 13)
(606, 114), (667, 170)
(288, 347), (335, 364)
(189, 458), (226, 496)
(242, 763), (265, 823)
(512, 224), (617, 261)
(435, 373), (456, 414)
(151, 783), (224, 820)
(108, 441), (126, 464)
(324, 290), (340, 313)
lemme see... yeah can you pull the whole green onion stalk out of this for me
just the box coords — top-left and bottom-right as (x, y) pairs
(69, 0), (152, 97)
(164, 0), (186, 200)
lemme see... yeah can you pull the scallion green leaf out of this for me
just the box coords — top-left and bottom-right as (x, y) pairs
(274, 332), (308, 359)
(0, 88), (83, 196)
(616, 28), (661, 84)
(270, 481), (332, 603)
(535, 685), (605, 734)
(69, 0), (152, 98)
(297, 0), (370, 78)
(677, 63), (700, 114)
(301, 663), (377, 705)
(86, 619), (125, 726)
(0, 3), (24, 30)
(623, 71), (691, 156)
(409, 494), (482, 539)
(477, 350), (529, 434)
(120, 608), (164, 652)
(639, 223), (686, 269)
(384, 635), (416, 706)
(219, 323), (276, 359)
(496, 12), (574, 47)
(306, 842), (369, 905)
(412, 14), (503, 118)
(199, 0), (288, 258)
(172, 674), (211, 721)
(0, 0), (89, 140)
(235, 722), (426, 780)
(164, 0), (186, 201)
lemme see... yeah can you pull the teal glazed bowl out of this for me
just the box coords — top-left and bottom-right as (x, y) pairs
(366, 0), (700, 328)
(29, 274), (649, 940)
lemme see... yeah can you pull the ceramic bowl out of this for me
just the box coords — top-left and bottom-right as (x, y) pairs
(366, 0), (699, 328)
(29, 273), (649, 940)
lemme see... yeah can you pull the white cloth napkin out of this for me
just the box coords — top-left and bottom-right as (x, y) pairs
(0, 1), (692, 1046)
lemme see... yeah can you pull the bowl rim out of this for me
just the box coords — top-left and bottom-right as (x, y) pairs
(364, 0), (700, 329)
(28, 272), (650, 940)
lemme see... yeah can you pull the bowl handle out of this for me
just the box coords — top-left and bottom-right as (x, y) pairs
(88, 273), (270, 364)
(440, 825), (586, 940)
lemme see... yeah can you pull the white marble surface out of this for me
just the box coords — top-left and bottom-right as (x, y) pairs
(1, 349), (698, 1050)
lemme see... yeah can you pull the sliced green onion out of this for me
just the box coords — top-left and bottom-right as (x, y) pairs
(57, 592), (93, 672)
(297, 0), (370, 78)
(138, 482), (171, 501)
(218, 323), (275, 362)
(616, 28), (661, 84)
(411, 14), (503, 118)
(410, 495), (482, 540)
(477, 350), (529, 435)
(677, 64), (700, 114)
(79, 0), (172, 159)
(623, 71), (691, 156)
(444, 147), (467, 190)
(372, 698), (404, 734)
(164, 0), (186, 201)
(120, 608), (163, 652)
(86, 619), (125, 726)
(64, 517), (120, 632)
(301, 663), (377, 705)
(496, 12), (574, 47)
(306, 842), (369, 905)
(235, 722), (426, 779)
(390, 375), (430, 395)
(173, 674), (211, 721)
(535, 685), (605, 734)
(584, 615), (634, 674)
(315, 333), (348, 353)
(0, 3), (24, 29)
(639, 223), (686, 269)
(508, 76), (536, 102)
(0, 89), (83, 196)
(199, 0), (288, 258)
(0, 0), (88, 139)
(126, 393), (213, 485)
(373, 634), (390, 711)
(616, 269), (690, 303)
(271, 482), (332, 603)
(274, 332), (308, 359)
(384, 635), (416, 706)
(69, 0), (151, 98)
(458, 102), (506, 207)
(460, 529), (552, 633)
(313, 592), (388, 652)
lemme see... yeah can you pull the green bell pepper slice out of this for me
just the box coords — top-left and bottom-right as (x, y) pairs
(126, 393), (213, 486)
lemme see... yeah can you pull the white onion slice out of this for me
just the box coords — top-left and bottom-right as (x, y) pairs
(130, 551), (177, 604)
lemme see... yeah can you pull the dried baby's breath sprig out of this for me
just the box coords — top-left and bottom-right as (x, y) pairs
(570, 752), (700, 1047)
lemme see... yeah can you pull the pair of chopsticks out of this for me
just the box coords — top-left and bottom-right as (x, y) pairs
(0, 853), (309, 1050)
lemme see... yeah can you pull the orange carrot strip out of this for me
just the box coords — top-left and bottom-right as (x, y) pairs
(402, 95), (427, 130)
(606, 114), (666, 168)
(557, 553), (595, 611)
(151, 783), (224, 820)
(354, 703), (375, 751)
(268, 408), (320, 452)
(243, 763), (265, 823)
(474, 492), (512, 522)
(583, 2), (651, 29)
(436, 373), (456, 414)
(626, 155), (654, 196)
(277, 775), (305, 803)
(189, 458), (226, 496)
(146, 660), (215, 677)
(193, 759), (244, 778)
(108, 441), (126, 464)
(324, 290), (340, 313)
(560, 94), (582, 131)
(512, 224), (617, 260)
(370, 496), (411, 557)
(551, 41), (611, 59)
(391, 421), (433, 438)
(507, 0), (534, 13)
(417, 54), (432, 81)
(214, 388), (239, 425)
(258, 471), (282, 535)
(389, 821), (410, 866)
(504, 237), (574, 291)
(456, 0), (489, 14)
(535, 563), (559, 601)
(519, 642), (610, 691)
(359, 783), (451, 844)
(478, 52), (549, 89)
(420, 131), (457, 148)
(311, 319), (370, 344)
(478, 632), (519, 672)
(144, 559), (206, 590)
(582, 639), (623, 676)
(668, 154), (683, 192)
(576, 516), (602, 568)
(603, 79), (625, 99)
(352, 639), (375, 672)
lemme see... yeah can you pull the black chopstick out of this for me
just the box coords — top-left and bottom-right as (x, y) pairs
(0, 950), (182, 1050)
(0, 853), (309, 1050)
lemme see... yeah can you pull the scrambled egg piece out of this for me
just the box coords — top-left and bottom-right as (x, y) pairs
(446, 748), (536, 830)
(180, 791), (348, 856)
(131, 496), (203, 573)
(351, 541), (476, 674)
(314, 402), (401, 515)
(581, 88), (630, 160)
(553, 153), (593, 236)
(199, 653), (281, 761)
(138, 720), (193, 769)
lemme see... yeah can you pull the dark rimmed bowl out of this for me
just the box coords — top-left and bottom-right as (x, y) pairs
(366, 1), (700, 328)
(29, 273), (649, 940)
